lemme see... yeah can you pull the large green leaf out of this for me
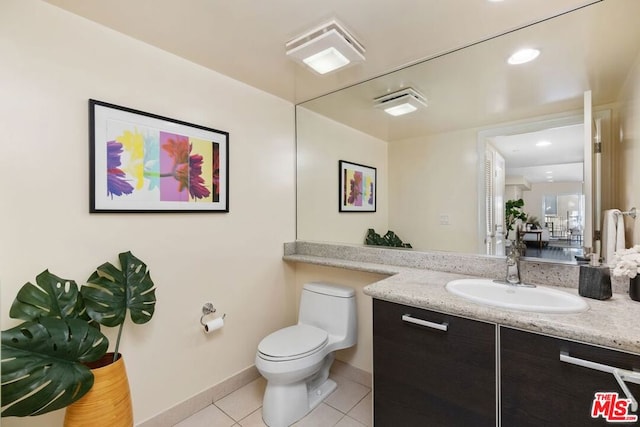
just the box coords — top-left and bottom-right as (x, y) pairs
(82, 251), (156, 327)
(9, 270), (88, 322)
(1, 317), (109, 417)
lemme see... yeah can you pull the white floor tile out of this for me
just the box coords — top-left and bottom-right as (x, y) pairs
(215, 378), (266, 421)
(291, 403), (343, 427)
(335, 416), (366, 427)
(173, 371), (372, 427)
(238, 408), (268, 427)
(324, 375), (371, 414)
(173, 404), (235, 427)
(346, 392), (372, 427)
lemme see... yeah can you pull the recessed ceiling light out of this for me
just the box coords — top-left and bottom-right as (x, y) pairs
(508, 48), (540, 65)
(536, 140), (552, 147)
(286, 19), (365, 75)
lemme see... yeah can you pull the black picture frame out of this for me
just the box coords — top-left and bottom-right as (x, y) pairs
(89, 99), (229, 213)
(339, 160), (377, 212)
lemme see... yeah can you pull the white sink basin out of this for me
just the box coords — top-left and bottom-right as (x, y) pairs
(445, 279), (589, 313)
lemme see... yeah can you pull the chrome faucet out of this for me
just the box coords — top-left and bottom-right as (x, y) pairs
(505, 241), (522, 285)
(496, 224), (536, 287)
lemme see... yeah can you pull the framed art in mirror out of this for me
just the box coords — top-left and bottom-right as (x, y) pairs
(339, 160), (376, 212)
(89, 99), (228, 213)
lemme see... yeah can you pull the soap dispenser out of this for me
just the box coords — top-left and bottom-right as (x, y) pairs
(578, 253), (612, 300)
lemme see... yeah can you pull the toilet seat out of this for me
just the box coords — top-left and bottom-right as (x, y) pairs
(258, 324), (328, 362)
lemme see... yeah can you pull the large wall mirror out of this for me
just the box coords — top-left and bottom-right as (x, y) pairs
(296, 0), (640, 263)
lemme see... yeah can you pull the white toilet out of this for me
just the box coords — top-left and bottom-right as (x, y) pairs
(255, 282), (357, 427)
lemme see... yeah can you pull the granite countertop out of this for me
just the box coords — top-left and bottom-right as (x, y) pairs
(363, 268), (640, 354)
(285, 241), (640, 355)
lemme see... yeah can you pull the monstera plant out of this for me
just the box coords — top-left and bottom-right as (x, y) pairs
(1, 251), (156, 418)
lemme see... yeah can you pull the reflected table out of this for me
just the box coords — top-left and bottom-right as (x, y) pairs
(520, 230), (543, 249)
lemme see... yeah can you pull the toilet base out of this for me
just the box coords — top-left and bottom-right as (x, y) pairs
(261, 352), (337, 427)
(261, 377), (336, 427)
(308, 378), (337, 411)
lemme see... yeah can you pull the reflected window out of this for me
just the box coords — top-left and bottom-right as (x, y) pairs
(544, 195), (557, 215)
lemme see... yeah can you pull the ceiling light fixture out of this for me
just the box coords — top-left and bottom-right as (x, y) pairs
(507, 48), (540, 65)
(374, 88), (428, 117)
(536, 140), (552, 147)
(285, 19), (365, 75)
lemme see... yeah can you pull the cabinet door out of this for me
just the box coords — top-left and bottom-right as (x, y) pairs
(501, 326), (640, 426)
(373, 299), (496, 427)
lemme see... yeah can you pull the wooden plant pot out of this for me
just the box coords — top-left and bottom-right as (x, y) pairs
(64, 353), (133, 427)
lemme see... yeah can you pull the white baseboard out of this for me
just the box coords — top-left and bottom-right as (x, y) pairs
(137, 365), (260, 427)
(137, 361), (371, 426)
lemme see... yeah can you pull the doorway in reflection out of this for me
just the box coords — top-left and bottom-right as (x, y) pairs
(520, 193), (583, 261)
(483, 116), (587, 262)
(535, 193), (585, 261)
(527, 193), (585, 261)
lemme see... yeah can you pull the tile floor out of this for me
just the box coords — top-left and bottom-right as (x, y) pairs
(174, 374), (372, 427)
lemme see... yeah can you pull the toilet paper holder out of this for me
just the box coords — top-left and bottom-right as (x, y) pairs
(200, 302), (226, 326)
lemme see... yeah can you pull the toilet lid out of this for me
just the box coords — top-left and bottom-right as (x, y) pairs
(258, 324), (328, 359)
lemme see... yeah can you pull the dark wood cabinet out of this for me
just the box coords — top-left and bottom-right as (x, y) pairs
(373, 299), (496, 426)
(372, 299), (640, 426)
(501, 326), (640, 426)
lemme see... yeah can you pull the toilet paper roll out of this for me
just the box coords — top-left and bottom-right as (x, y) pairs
(204, 316), (224, 333)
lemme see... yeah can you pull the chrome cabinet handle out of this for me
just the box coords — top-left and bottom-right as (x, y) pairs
(402, 314), (448, 332)
(560, 351), (640, 411)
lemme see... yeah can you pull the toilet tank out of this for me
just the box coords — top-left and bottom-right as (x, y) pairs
(298, 282), (357, 350)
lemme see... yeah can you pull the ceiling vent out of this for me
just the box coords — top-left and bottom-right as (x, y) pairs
(285, 19), (365, 75)
(374, 88), (428, 116)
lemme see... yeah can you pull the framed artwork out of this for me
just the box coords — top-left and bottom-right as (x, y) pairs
(89, 99), (228, 213)
(339, 160), (376, 212)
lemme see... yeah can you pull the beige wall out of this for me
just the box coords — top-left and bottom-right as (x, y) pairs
(297, 108), (389, 245)
(388, 129), (479, 253)
(0, 1), (296, 425)
(619, 48), (640, 247)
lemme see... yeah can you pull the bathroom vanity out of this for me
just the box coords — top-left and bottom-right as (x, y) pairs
(373, 299), (496, 426)
(374, 299), (640, 427)
(284, 242), (640, 427)
(500, 327), (640, 426)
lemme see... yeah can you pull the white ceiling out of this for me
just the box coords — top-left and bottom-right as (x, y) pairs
(300, 0), (640, 140)
(43, 0), (599, 103)
(490, 124), (585, 183)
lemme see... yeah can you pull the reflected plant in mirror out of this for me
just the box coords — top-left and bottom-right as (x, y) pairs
(505, 199), (527, 241)
(365, 229), (412, 249)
